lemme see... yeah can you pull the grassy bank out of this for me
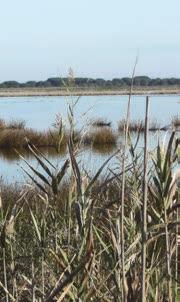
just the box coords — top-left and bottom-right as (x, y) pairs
(1, 85), (180, 97)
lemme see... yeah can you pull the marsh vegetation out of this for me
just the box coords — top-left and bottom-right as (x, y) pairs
(0, 96), (179, 302)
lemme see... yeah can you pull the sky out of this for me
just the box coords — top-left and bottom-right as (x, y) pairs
(0, 0), (180, 82)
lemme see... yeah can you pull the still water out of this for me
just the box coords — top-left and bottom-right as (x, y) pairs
(0, 94), (179, 183)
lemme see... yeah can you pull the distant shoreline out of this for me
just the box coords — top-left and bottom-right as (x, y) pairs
(0, 86), (180, 97)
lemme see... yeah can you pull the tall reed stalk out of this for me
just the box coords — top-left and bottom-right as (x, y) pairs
(119, 58), (138, 302)
(141, 96), (150, 301)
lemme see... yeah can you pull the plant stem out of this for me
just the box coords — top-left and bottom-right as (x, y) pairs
(141, 96), (150, 301)
(3, 248), (9, 302)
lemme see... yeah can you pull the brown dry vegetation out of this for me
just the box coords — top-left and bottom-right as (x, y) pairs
(90, 127), (117, 146)
(91, 118), (111, 127)
(0, 128), (67, 148)
(0, 118), (119, 149)
(0, 86), (180, 97)
(118, 119), (161, 132)
(172, 115), (180, 127)
(0, 129), (179, 302)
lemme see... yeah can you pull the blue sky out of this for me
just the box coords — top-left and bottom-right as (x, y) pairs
(0, 0), (180, 81)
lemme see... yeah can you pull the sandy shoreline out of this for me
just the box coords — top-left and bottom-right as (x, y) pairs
(0, 86), (180, 97)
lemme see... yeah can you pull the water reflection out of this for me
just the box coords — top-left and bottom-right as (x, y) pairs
(0, 146), (67, 161)
(91, 143), (118, 155)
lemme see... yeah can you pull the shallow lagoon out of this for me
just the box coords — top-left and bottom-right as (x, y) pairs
(0, 94), (179, 182)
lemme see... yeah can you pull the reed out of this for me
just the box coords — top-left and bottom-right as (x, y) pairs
(0, 118), (26, 130)
(0, 131), (179, 301)
(0, 128), (68, 148)
(0, 96), (179, 302)
(0, 118), (117, 149)
(172, 114), (180, 127)
(91, 118), (111, 127)
(6, 119), (26, 130)
(118, 119), (161, 132)
(90, 127), (117, 146)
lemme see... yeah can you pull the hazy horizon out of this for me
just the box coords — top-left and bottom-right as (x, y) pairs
(1, 0), (180, 82)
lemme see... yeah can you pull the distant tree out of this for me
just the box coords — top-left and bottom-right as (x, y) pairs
(167, 78), (180, 85)
(95, 79), (106, 87)
(35, 81), (47, 87)
(105, 80), (113, 88)
(0, 76), (180, 89)
(25, 81), (37, 87)
(87, 78), (96, 86)
(47, 78), (62, 87)
(134, 76), (150, 86)
(75, 78), (88, 86)
(1, 81), (20, 88)
(121, 77), (131, 86)
(149, 78), (162, 86)
(112, 78), (124, 86)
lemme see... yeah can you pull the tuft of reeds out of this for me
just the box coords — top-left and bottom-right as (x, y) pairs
(90, 127), (117, 146)
(6, 119), (26, 130)
(0, 118), (26, 130)
(0, 127), (117, 149)
(0, 128), (68, 148)
(91, 118), (111, 127)
(118, 119), (161, 132)
(0, 118), (6, 129)
(172, 115), (180, 128)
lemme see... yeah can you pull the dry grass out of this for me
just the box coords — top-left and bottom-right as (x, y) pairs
(0, 118), (118, 149)
(0, 128), (68, 148)
(0, 118), (6, 129)
(91, 118), (111, 127)
(6, 119), (26, 129)
(0, 118), (26, 130)
(0, 133), (179, 302)
(0, 86), (180, 97)
(172, 115), (180, 127)
(90, 127), (117, 145)
(0, 130), (179, 302)
(118, 119), (161, 132)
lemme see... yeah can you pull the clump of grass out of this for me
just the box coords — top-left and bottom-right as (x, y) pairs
(91, 127), (117, 145)
(0, 118), (26, 130)
(91, 118), (111, 127)
(0, 126), (118, 149)
(149, 119), (161, 131)
(118, 119), (144, 132)
(172, 115), (180, 127)
(6, 119), (26, 129)
(0, 128), (68, 148)
(118, 119), (161, 132)
(0, 118), (6, 129)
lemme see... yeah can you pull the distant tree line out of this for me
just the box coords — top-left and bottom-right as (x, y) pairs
(1, 76), (180, 88)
